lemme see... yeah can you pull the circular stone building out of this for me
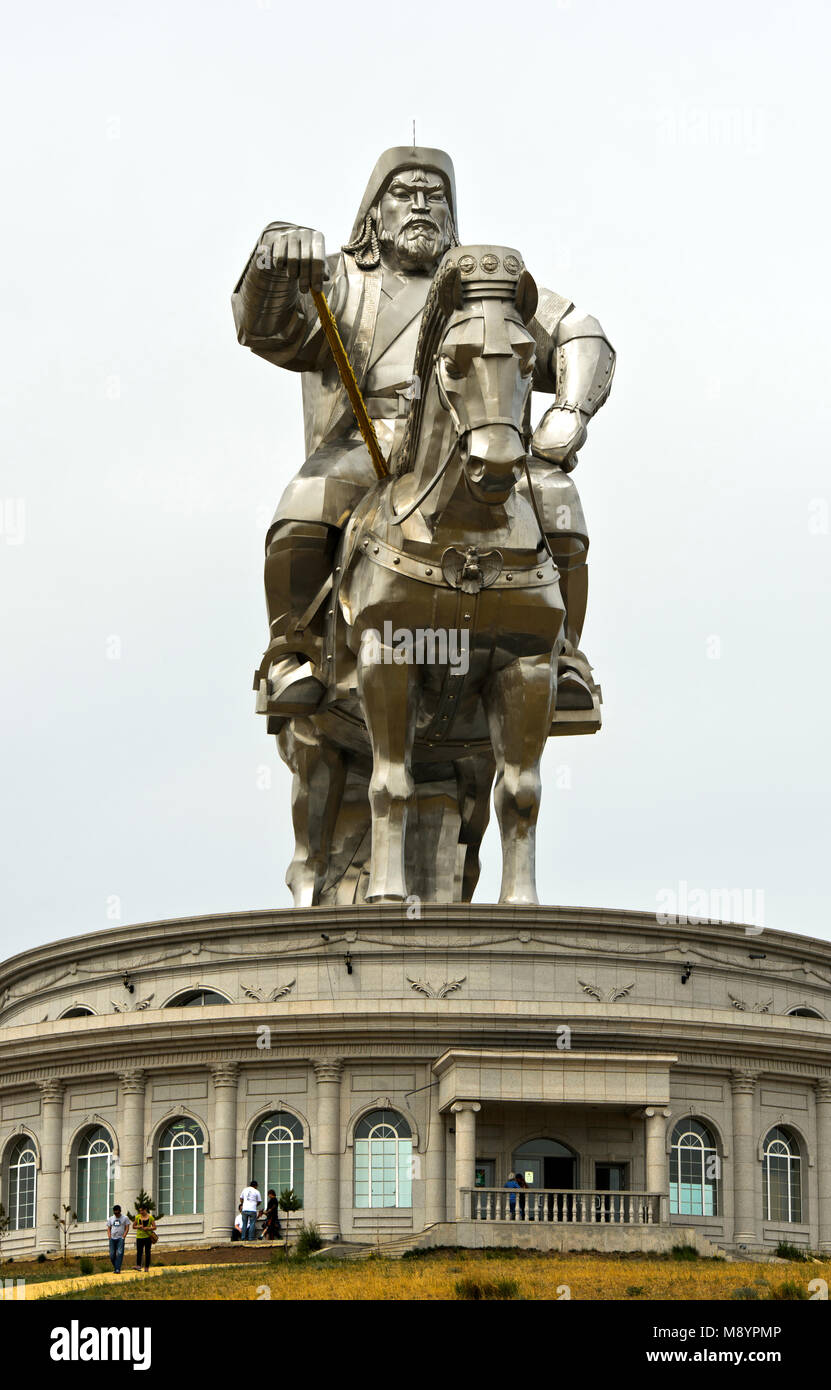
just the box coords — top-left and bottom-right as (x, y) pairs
(1, 903), (830, 1257)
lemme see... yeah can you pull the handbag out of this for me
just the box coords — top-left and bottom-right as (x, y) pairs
(149, 1230), (159, 1244)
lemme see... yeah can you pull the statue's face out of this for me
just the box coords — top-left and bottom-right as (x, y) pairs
(376, 168), (453, 271)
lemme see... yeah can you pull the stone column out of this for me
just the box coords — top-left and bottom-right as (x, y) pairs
(313, 1059), (343, 1240)
(643, 1107), (671, 1222)
(424, 1083), (446, 1226)
(450, 1101), (480, 1220)
(36, 1080), (65, 1253)
(731, 1069), (758, 1247)
(815, 1081), (831, 1252)
(117, 1070), (146, 1209)
(210, 1063), (239, 1239)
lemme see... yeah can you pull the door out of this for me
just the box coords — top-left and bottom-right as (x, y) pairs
(512, 1140), (578, 1222)
(595, 1163), (628, 1222)
(474, 1160), (495, 1188)
(544, 1155), (577, 1221)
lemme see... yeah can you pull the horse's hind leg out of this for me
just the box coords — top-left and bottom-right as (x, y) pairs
(455, 752), (496, 902)
(358, 642), (418, 903)
(483, 654), (557, 905)
(277, 719), (346, 907)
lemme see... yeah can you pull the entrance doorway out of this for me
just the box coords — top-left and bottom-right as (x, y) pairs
(595, 1163), (628, 1221)
(475, 1159), (495, 1189)
(512, 1139), (577, 1221)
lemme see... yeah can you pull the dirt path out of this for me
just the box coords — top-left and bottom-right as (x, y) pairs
(4, 1263), (225, 1301)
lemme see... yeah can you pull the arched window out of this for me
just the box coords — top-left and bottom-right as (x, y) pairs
(157, 1118), (205, 1215)
(786, 1007), (824, 1019)
(76, 1126), (115, 1223)
(251, 1112), (304, 1202)
(165, 990), (229, 1007)
(59, 1006), (94, 1018)
(354, 1109), (412, 1209)
(6, 1135), (37, 1229)
(763, 1127), (802, 1223)
(669, 1119), (719, 1216)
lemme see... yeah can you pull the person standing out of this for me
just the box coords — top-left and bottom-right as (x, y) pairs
(238, 1179), (262, 1240)
(262, 1188), (282, 1240)
(106, 1205), (130, 1273)
(504, 1174), (519, 1220)
(134, 1202), (156, 1272)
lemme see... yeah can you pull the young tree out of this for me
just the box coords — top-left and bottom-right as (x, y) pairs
(127, 1190), (158, 1222)
(278, 1188), (302, 1253)
(53, 1205), (77, 1264)
(0, 1202), (9, 1262)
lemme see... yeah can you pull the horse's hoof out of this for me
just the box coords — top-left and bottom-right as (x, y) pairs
(268, 658), (326, 716)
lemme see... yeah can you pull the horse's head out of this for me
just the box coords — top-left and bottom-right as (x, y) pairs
(393, 246), (538, 507)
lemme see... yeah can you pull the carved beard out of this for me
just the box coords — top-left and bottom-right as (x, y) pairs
(378, 214), (447, 269)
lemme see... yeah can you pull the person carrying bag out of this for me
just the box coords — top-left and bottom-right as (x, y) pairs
(134, 1202), (157, 1271)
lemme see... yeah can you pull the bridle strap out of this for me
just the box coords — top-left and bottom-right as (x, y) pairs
(523, 456), (555, 563)
(390, 436), (460, 526)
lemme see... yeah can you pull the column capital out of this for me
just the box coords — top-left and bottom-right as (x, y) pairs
(118, 1069), (147, 1095)
(638, 1107), (671, 1120)
(211, 1062), (240, 1088)
(450, 1101), (481, 1115)
(816, 1080), (831, 1103)
(37, 1079), (64, 1104)
(313, 1058), (344, 1084)
(730, 1069), (758, 1095)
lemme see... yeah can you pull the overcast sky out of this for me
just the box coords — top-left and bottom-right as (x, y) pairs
(1, 0), (829, 959)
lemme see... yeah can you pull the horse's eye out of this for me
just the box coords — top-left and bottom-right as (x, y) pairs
(441, 355), (464, 380)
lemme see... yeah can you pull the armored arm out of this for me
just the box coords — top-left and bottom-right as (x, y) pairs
(531, 307), (616, 470)
(232, 223), (337, 373)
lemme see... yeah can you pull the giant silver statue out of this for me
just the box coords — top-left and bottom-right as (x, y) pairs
(233, 147), (615, 907)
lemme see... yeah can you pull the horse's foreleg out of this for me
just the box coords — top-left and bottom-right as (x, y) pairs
(358, 644), (418, 903)
(483, 654), (557, 905)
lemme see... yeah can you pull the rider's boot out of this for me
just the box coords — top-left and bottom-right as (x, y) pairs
(258, 521), (337, 716)
(545, 538), (597, 711)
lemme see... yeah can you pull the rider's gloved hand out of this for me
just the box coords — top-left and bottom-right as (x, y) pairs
(257, 226), (327, 294)
(531, 405), (587, 470)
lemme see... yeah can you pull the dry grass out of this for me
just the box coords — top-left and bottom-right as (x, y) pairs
(41, 1249), (831, 1301)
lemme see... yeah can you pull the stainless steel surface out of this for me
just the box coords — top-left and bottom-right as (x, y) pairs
(234, 149), (615, 906)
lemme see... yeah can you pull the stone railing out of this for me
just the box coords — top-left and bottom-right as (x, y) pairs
(463, 1188), (665, 1225)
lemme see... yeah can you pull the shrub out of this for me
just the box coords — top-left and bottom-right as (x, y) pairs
(775, 1241), (809, 1262)
(294, 1223), (324, 1257)
(79, 1256), (94, 1275)
(730, 1286), (760, 1300)
(626, 1285), (645, 1297)
(454, 1277), (520, 1300)
(766, 1279), (808, 1300)
(670, 1244), (699, 1261)
(36, 1253), (46, 1263)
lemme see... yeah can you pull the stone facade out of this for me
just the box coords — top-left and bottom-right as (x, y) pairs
(0, 904), (829, 1255)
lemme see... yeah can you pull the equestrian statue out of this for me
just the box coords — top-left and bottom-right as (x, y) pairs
(233, 147), (615, 907)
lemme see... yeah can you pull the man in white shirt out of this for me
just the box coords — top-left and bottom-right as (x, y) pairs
(239, 1179), (262, 1240)
(105, 1205), (131, 1273)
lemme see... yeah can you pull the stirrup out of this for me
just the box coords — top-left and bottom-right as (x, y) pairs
(266, 655), (326, 716)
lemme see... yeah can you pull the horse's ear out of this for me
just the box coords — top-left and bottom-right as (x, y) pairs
(439, 263), (464, 316)
(515, 269), (538, 325)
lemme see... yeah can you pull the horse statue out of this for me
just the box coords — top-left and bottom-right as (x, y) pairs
(266, 246), (573, 907)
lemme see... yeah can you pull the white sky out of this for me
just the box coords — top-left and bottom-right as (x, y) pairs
(1, 0), (829, 957)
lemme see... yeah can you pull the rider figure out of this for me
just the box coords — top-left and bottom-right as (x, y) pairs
(232, 146), (615, 719)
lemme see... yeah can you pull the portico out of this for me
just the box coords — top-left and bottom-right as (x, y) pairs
(434, 1049), (675, 1226)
